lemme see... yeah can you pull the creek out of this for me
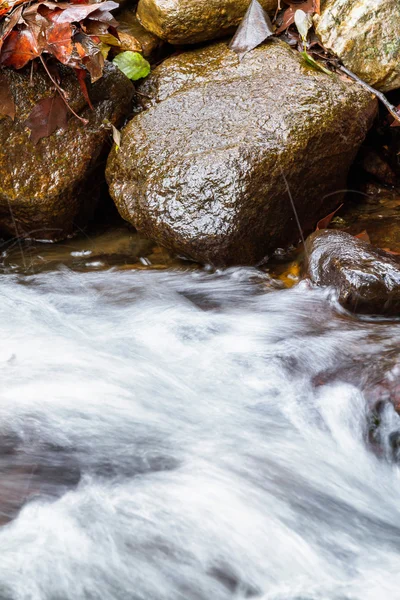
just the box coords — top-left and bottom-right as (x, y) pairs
(0, 225), (400, 600)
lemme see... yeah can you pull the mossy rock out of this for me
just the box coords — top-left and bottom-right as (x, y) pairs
(0, 63), (133, 242)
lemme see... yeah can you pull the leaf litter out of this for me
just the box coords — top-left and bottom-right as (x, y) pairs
(0, 0), (141, 142)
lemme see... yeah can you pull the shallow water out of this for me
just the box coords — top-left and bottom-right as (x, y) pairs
(1, 244), (400, 599)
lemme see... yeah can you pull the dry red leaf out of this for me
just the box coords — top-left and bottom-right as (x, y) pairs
(0, 0), (117, 76)
(0, 5), (24, 51)
(381, 248), (400, 256)
(0, 28), (41, 68)
(316, 203), (343, 230)
(45, 21), (75, 64)
(24, 93), (68, 143)
(75, 66), (93, 109)
(0, 0), (120, 138)
(276, 0), (319, 34)
(354, 230), (371, 243)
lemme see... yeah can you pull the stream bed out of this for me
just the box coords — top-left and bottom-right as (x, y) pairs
(1, 226), (400, 600)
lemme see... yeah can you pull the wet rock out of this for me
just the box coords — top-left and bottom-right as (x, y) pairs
(117, 7), (164, 60)
(136, 0), (278, 45)
(330, 188), (400, 254)
(0, 219), (182, 274)
(106, 41), (376, 266)
(304, 229), (400, 315)
(315, 0), (400, 92)
(0, 63), (133, 242)
(359, 148), (397, 187)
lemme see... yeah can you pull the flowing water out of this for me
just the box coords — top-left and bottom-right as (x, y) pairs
(1, 226), (400, 600)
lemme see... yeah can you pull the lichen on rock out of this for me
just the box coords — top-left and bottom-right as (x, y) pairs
(315, 0), (400, 92)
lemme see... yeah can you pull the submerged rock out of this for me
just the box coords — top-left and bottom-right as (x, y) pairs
(136, 0), (278, 45)
(304, 229), (400, 315)
(315, 0), (400, 92)
(106, 41), (376, 266)
(0, 63), (133, 242)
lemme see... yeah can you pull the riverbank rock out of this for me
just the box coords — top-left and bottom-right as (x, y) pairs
(106, 41), (376, 266)
(136, 0), (278, 45)
(0, 63), (133, 242)
(304, 230), (400, 315)
(117, 7), (164, 59)
(315, 0), (400, 92)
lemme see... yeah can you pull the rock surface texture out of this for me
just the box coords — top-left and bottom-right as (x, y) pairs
(106, 41), (377, 266)
(315, 0), (400, 92)
(304, 229), (400, 315)
(0, 63), (133, 242)
(136, 0), (278, 45)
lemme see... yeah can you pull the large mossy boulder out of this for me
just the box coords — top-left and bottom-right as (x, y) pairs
(106, 41), (376, 266)
(315, 0), (400, 92)
(136, 0), (278, 45)
(304, 230), (400, 315)
(0, 63), (133, 242)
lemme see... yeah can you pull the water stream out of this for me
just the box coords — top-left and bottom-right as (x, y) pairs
(1, 229), (400, 600)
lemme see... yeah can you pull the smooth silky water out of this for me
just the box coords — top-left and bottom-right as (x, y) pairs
(1, 226), (400, 600)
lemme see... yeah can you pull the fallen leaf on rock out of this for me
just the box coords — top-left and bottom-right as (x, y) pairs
(24, 93), (68, 143)
(113, 50), (150, 80)
(0, 73), (15, 119)
(0, 5), (24, 52)
(75, 67), (93, 109)
(0, 28), (41, 68)
(229, 0), (274, 61)
(381, 248), (400, 256)
(276, 0), (319, 34)
(111, 123), (120, 149)
(0, 0), (121, 124)
(316, 203), (343, 230)
(55, 1), (118, 24)
(74, 31), (104, 82)
(114, 31), (142, 53)
(354, 230), (371, 243)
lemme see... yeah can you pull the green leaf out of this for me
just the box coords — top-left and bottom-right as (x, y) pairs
(113, 51), (150, 81)
(301, 50), (332, 76)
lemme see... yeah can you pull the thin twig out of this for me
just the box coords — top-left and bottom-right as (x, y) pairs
(280, 166), (308, 259)
(39, 56), (88, 125)
(339, 65), (400, 125)
(5, 196), (26, 268)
